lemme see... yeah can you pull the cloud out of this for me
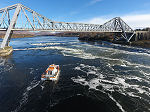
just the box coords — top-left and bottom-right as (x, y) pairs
(79, 17), (108, 24)
(122, 14), (150, 29)
(70, 11), (79, 16)
(79, 14), (150, 29)
(88, 0), (102, 6)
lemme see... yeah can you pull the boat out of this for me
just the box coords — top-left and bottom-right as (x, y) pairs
(41, 64), (60, 81)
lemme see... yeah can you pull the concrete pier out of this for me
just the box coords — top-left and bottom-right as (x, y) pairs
(0, 46), (13, 57)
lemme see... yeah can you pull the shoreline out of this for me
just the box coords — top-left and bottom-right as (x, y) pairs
(0, 33), (150, 48)
(78, 36), (150, 48)
(130, 40), (150, 48)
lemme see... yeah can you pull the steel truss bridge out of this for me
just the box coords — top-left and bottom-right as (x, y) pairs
(0, 3), (134, 48)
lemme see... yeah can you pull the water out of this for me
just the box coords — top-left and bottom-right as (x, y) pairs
(0, 36), (150, 112)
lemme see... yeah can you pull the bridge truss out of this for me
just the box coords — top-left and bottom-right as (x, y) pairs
(0, 3), (134, 48)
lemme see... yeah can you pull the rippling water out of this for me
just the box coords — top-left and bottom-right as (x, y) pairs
(0, 36), (150, 112)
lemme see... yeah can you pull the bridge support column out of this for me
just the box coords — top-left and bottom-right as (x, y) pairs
(127, 33), (135, 42)
(0, 4), (21, 48)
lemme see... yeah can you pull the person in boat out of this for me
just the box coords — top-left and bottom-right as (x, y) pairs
(46, 65), (57, 75)
(52, 67), (57, 76)
(47, 70), (52, 75)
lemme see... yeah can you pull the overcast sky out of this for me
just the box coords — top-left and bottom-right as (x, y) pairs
(0, 0), (150, 29)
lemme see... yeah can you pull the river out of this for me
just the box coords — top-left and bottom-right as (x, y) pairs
(0, 36), (150, 112)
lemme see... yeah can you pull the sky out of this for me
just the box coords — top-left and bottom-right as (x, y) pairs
(0, 0), (150, 29)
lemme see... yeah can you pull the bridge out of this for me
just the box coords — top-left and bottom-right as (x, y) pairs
(0, 3), (135, 48)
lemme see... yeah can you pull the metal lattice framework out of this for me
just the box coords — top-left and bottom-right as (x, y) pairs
(0, 3), (134, 48)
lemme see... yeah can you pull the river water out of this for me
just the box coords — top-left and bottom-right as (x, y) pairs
(0, 36), (150, 112)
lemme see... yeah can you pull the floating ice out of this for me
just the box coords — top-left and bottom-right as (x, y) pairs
(31, 42), (61, 46)
(72, 64), (150, 103)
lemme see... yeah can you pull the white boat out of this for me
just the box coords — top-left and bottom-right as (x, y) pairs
(41, 64), (60, 81)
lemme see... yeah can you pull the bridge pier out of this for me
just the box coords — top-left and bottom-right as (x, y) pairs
(0, 46), (13, 57)
(1, 4), (21, 48)
(0, 4), (21, 56)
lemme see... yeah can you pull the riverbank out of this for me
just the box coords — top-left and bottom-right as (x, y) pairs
(78, 36), (150, 48)
(0, 34), (35, 38)
(1, 31), (150, 48)
(130, 40), (150, 48)
(78, 32), (114, 42)
(0, 31), (56, 39)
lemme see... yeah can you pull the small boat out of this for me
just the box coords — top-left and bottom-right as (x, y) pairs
(41, 64), (60, 81)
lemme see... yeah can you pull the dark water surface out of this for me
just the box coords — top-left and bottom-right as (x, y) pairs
(0, 36), (150, 112)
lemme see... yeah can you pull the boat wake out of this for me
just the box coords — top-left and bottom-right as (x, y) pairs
(12, 79), (40, 112)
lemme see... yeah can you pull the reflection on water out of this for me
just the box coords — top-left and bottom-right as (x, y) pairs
(0, 57), (7, 66)
(0, 36), (150, 112)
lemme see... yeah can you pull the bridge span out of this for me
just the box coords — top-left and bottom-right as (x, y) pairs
(0, 3), (134, 48)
